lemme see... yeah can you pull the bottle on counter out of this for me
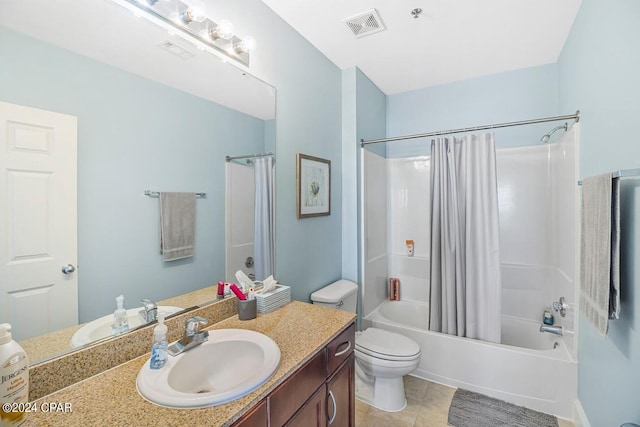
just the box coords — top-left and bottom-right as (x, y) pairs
(111, 294), (130, 335)
(150, 313), (168, 369)
(0, 323), (29, 427)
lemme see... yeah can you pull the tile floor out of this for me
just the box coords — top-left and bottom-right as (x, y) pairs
(355, 376), (575, 427)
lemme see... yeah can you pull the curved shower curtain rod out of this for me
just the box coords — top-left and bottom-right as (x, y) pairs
(225, 152), (275, 163)
(360, 110), (580, 147)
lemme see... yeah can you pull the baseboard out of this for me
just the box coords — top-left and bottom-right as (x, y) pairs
(573, 399), (591, 427)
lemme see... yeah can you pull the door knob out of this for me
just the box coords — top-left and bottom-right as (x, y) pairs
(61, 264), (76, 274)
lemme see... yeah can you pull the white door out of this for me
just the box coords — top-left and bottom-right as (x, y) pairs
(0, 101), (78, 342)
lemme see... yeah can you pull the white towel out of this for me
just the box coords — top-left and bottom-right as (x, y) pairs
(160, 192), (196, 261)
(580, 173), (620, 335)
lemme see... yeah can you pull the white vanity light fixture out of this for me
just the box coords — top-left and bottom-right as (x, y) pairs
(111, 0), (256, 67)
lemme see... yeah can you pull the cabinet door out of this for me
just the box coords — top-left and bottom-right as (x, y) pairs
(231, 399), (267, 427)
(285, 385), (327, 427)
(326, 354), (355, 427)
(269, 349), (327, 426)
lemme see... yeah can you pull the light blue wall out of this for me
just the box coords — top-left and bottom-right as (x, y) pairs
(0, 28), (265, 322)
(341, 67), (387, 281)
(238, 0), (344, 303)
(342, 67), (386, 324)
(341, 69), (358, 283)
(386, 64), (560, 157)
(356, 69), (387, 159)
(558, 1), (640, 425)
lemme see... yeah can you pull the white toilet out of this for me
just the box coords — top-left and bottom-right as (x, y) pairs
(310, 280), (421, 412)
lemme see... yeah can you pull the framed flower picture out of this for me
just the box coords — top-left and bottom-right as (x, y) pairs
(296, 153), (331, 218)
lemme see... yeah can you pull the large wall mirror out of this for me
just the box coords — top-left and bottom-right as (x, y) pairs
(0, 0), (276, 364)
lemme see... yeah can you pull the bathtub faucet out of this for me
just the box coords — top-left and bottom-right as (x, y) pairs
(539, 324), (563, 336)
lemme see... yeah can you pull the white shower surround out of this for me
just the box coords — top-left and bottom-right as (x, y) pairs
(361, 125), (579, 417)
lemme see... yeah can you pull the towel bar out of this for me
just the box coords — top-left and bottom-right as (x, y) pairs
(144, 190), (206, 198)
(578, 168), (640, 185)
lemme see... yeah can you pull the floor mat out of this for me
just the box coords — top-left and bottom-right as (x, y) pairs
(448, 389), (558, 427)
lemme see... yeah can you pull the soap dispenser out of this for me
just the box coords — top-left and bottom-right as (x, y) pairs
(111, 294), (129, 335)
(150, 313), (168, 369)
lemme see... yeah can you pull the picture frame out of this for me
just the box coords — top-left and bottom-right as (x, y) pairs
(296, 153), (331, 218)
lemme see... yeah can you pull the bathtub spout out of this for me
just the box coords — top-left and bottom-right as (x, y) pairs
(539, 324), (563, 336)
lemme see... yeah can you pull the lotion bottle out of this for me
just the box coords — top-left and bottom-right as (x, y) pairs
(111, 294), (129, 335)
(150, 313), (168, 369)
(0, 323), (29, 427)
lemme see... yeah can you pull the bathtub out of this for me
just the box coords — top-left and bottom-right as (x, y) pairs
(362, 300), (577, 419)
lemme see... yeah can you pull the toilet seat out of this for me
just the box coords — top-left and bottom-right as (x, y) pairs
(356, 328), (421, 361)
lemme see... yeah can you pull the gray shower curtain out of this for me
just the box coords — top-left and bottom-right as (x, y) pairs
(428, 133), (502, 343)
(254, 156), (275, 281)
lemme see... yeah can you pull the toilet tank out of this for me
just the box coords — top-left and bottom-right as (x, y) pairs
(310, 280), (358, 313)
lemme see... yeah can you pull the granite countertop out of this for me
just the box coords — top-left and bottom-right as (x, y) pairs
(22, 300), (355, 427)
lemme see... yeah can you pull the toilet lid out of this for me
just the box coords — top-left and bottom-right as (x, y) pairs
(356, 328), (421, 360)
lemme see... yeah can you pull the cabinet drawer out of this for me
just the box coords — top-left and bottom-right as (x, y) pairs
(327, 322), (355, 375)
(268, 349), (327, 427)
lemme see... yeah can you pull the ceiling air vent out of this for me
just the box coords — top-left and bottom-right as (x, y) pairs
(343, 9), (386, 39)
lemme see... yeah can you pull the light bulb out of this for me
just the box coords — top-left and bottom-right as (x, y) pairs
(234, 35), (257, 54)
(187, 0), (206, 21)
(179, 0), (206, 24)
(209, 20), (235, 41)
(242, 36), (257, 51)
(179, 8), (205, 24)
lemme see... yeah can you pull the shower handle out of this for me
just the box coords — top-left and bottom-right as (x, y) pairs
(553, 297), (568, 317)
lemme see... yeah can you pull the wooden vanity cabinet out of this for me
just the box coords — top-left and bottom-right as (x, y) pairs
(285, 384), (327, 427)
(231, 322), (355, 427)
(231, 399), (268, 427)
(283, 355), (354, 427)
(269, 348), (328, 426)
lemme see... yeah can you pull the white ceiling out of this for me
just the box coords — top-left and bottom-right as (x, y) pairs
(261, 0), (582, 95)
(0, 0), (275, 120)
(1, 0), (582, 108)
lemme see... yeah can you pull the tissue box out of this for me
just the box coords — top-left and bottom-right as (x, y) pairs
(255, 285), (291, 313)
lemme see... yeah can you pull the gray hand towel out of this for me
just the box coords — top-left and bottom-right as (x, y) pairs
(580, 173), (620, 335)
(160, 192), (196, 261)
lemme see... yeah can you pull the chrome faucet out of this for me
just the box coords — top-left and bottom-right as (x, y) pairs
(168, 316), (209, 356)
(139, 299), (158, 323)
(539, 324), (563, 336)
(552, 297), (568, 318)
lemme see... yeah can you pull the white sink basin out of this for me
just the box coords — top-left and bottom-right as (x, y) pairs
(136, 329), (281, 408)
(70, 306), (183, 348)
